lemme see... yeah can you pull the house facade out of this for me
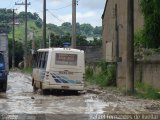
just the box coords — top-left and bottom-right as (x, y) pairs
(102, 0), (144, 87)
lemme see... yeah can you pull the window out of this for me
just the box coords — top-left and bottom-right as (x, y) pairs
(38, 53), (42, 68)
(55, 53), (77, 66)
(32, 51), (48, 69)
(44, 52), (48, 68)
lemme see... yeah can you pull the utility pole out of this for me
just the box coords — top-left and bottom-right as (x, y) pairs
(115, 4), (119, 62)
(15, 1), (31, 68)
(12, 9), (15, 69)
(126, 0), (134, 94)
(43, 0), (46, 48)
(49, 33), (51, 48)
(24, 0), (28, 68)
(72, 0), (76, 48)
(31, 31), (35, 55)
(115, 4), (119, 86)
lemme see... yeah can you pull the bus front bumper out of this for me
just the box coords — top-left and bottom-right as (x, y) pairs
(42, 83), (84, 91)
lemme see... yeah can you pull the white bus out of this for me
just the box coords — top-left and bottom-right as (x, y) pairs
(32, 48), (85, 94)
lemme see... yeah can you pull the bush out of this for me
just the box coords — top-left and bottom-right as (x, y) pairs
(85, 65), (94, 79)
(85, 61), (116, 87)
(22, 67), (32, 74)
(136, 82), (160, 99)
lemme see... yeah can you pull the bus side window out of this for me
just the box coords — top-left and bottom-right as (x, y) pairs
(34, 52), (48, 69)
(41, 52), (48, 69)
(36, 52), (40, 68)
(41, 52), (45, 68)
(44, 52), (48, 69)
(38, 53), (42, 68)
(39, 52), (45, 69)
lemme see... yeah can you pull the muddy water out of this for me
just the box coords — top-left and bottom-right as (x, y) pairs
(0, 72), (108, 120)
(0, 72), (160, 120)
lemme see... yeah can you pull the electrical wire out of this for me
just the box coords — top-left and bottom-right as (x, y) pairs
(47, 10), (64, 23)
(6, 0), (15, 8)
(7, 0), (23, 9)
(49, 4), (72, 11)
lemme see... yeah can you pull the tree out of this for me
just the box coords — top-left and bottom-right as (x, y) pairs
(140, 0), (160, 48)
(8, 38), (23, 67)
(77, 35), (88, 46)
(89, 37), (102, 46)
(33, 12), (42, 28)
(0, 9), (13, 33)
(47, 24), (64, 35)
(76, 22), (81, 35)
(93, 26), (102, 37)
(80, 23), (94, 36)
(60, 22), (72, 34)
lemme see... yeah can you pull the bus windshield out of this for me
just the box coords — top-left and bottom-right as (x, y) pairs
(55, 53), (77, 66)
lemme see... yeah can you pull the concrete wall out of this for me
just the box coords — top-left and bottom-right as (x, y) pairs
(77, 46), (102, 63)
(102, 0), (144, 88)
(135, 60), (160, 89)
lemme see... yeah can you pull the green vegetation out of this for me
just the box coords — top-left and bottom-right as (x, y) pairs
(139, 0), (160, 48)
(134, 30), (160, 60)
(0, 8), (102, 68)
(135, 82), (160, 99)
(0, 8), (102, 41)
(0, 9), (12, 33)
(135, 0), (160, 48)
(86, 61), (116, 87)
(22, 67), (32, 74)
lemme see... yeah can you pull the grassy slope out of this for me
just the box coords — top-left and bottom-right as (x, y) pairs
(8, 20), (42, 42)
(8, 20), (62, 42)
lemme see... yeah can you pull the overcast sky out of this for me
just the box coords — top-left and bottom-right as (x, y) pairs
(1, 0), (106, 27)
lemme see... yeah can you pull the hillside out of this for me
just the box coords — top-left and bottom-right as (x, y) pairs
(0, 9), (102, 67)
(1, 8), (102, 49)
(0, 9), (102, 42)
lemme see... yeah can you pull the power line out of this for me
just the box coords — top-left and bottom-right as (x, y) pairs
(28, 5), (43, 13)
(15, 0), (31, 68)
(27, 0), (72, 12)
(47, 10), (64, 23)
(7, 0), (23, 9)
(49, 4), (72, 11)
(7, 0), (15, 8)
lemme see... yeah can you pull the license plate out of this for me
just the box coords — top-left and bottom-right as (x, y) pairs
(61, 86), (69, 89)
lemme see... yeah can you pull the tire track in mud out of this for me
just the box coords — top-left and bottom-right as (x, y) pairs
(1, 72), (159, 120)
(0, 72), (108, 116)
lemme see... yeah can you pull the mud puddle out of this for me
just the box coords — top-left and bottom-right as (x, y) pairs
(0, 72), (108, 120)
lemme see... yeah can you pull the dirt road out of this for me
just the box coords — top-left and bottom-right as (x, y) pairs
(0, 72), (160, 120)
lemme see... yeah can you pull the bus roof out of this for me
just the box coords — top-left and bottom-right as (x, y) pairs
(37, 48), (84, 53)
